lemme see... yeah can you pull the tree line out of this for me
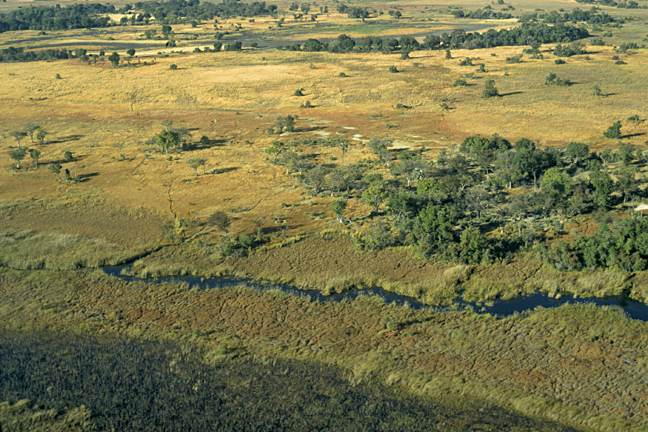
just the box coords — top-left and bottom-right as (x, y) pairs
(0, 0), (277, 34)
(283, 23), (590, 54)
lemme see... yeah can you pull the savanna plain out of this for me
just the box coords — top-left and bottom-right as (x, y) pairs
(2, 0), (648, 430)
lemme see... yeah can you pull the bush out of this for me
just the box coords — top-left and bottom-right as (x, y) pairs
(170, 64), (177, 70)
(389, 65), (398, 73)
(554, 59), (565, 64)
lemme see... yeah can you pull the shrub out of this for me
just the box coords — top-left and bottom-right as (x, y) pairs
(554, 59), (565, 64)
(389, 65), (398, 73)
(170, 64), (178, 70)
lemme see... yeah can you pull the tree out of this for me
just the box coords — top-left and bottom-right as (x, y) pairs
(616, 166), (637, 203)
(156, 130), (180, 153)
(589, 168), (614, 208)
(127, 48), (136, 57)
(369, 137), (392, 166)
(482, 80), (499, 98)
(618, 142), (635, 165)
(10, 148), (27, 169)
(332, 199), (347, 223)
(10, 131), (27, 149)
(29, 149), (41, 168)
(339, 140), (349, 165)
(209, 211), (230, 234)
(49, 162), (62, 180)
(25, 124), (40, 143)
(541, 167), (574, 196)
(464, 186), (490, 219)
(362, 181), (388, 214)
(63, 151), (74, 161)
(564, 142), (589, 166)
(265, 141), (285, 162)
(36, 128), (47, 145)
(188, 158), (205, 176)
(458, 225), (489, 264)
(603, 121), (622, 139)
(592, 85), (602, 96)
(304, 165), (327, 194)
(109, 52), (120, 66)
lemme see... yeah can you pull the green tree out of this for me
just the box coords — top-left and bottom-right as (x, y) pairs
(49, 162), (62, 180)
(339, 140), (349, 165)
(603, 121), (622, 139)
(10, 148), (27, 169)
(63, 151), (73, 161)
(156, 130), (180, 153)
(187, 158), (205, 176)
(109, 52), (120, 66)
(10, 131), (27, 149)
(36, 128), (47, 145)
(265, 141), (285, 162)
(127, 48), (136, 57)
(564, 142), (590, 165)
(616, 166), (637, 203)
(589, 168), (614, 208)
(618, 142), (635, 165)
(29, 149), (41, 168)
(482, 80), (499, 98)
(362, 181), (388, 214)
(458, 225), (489, 264)
(332, 199), (347, 223)
(541, 167), (574, 196)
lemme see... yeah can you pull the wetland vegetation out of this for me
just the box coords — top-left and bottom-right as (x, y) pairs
(2, 0), (648, 429)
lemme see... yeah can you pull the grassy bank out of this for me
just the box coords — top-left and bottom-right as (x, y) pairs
(1, 268), (646, 431)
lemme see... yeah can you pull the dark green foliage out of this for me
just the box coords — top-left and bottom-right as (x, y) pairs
(389, 65), (398, 73)
(545, 72), (572, 86)
(553, 42), (586, 57)
(482, 80), (499, 98)
(603, 121), (622, 139)
(450, 8), (513, 19)
(170, 63), (178, 69)
(554, 59), (566, 64)
(108, 52), (120, 66)
(545, 218), (648, 271)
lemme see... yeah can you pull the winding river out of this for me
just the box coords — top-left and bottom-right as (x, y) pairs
(103, 265), (648, 321)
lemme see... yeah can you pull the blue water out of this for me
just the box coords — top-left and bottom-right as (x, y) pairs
(102, 265), (648, 321)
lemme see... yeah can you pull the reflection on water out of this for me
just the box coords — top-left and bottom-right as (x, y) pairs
(103, 265), (648, 321)
(0, 330), (584, 431)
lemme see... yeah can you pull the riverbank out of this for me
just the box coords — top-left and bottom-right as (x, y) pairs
(1, 267), (646, 431)
(120, 235), (648, 307)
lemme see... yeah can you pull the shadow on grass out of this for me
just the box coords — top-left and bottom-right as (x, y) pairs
(47, 135), (84, 144)
(499, 91), (523, 97)
(623, 132), (646, 139)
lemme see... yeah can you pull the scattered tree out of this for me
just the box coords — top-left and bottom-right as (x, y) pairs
(188, 158), (206, 176)
(36, 128), (47, 145)
(603, 121), (622, 139)
(10, 131), (27, 149)
(109, 52), (120, 66)
(482, 80), (499, 98)
(10, 148), (27, 169)
(29, 148), (41, 168)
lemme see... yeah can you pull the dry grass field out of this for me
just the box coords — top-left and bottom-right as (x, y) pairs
(2, 34), (648, 242)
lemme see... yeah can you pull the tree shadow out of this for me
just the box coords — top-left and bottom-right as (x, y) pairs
(623, 132), (646, 139)
(211, 167), (238, 175)
(182, 139), (228, 151)
(77, 172), (99, 182)
(47, 134), (84, 144)
(499, 91), (523, 97)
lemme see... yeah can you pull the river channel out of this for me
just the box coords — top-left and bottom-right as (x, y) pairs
(103, 265), (648, 321)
